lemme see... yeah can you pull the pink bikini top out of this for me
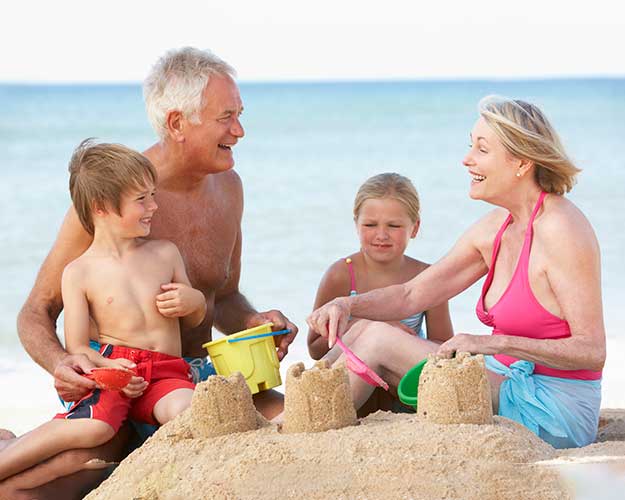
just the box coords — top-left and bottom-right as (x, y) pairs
(476, 191), (601, 380)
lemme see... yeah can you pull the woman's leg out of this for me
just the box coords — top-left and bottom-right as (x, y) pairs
(0, 419), (115, 481)
(325, 321), (440, 410)
(152, 388), (194, 425)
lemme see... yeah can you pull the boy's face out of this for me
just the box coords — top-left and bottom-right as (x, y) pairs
(100, 182), (158, 238)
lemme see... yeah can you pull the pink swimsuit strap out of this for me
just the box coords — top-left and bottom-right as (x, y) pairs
(479, 191), (547, 304)
(345, 258), (357, 295)
(478, 191), (601, 380)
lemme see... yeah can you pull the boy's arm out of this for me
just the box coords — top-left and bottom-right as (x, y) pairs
(155, 242), (207, 329)
(61, 264), (111, 367)
(17, 207), (98, 401)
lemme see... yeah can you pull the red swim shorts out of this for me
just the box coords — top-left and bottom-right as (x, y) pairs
(54, 344), (195, 432)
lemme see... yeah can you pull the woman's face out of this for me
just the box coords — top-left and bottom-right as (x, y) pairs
(355, 197), (419, 264)
(463, 116), (521, 203)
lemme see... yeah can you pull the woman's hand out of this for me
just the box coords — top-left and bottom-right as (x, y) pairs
(156, 283), (205, 318)
(436, 333), (501, 358)
(307, 297), (351, 348)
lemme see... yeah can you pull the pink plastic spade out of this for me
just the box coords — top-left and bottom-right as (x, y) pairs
(335, 337), (389, 391)
(84, 368), (133, 391)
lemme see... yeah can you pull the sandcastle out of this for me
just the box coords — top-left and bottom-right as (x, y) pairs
(417, 352), (493, 425)
(190, 371), (258, 438)
(282, 360), (357, 433)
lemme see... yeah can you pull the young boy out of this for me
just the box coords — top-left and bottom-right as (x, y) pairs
(0, 139), (206, 480)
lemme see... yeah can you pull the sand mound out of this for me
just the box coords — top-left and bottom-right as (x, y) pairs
(418, 352), (493, 425)
(86, 412), (571, 500)
(190, 372), (258, 439)
(282, 360), (357, 434)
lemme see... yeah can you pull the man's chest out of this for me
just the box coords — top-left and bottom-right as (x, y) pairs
(149, 202), (239, 293)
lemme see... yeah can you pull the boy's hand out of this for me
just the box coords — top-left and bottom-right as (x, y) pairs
(156, 283), (205, 318)
(100, 357), (147, 398)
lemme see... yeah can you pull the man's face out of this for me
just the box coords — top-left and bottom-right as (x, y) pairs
(184, 74), (245, 173)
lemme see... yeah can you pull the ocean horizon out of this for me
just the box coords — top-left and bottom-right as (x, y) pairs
(1, 78), (624, 433)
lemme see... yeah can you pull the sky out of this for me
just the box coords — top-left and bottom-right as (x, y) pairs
(2, 0), (625, 83)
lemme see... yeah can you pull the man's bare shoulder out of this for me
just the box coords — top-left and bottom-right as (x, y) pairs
(213, 170), (243, 208)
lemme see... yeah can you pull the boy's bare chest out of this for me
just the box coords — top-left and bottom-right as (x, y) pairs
(88, 259), (174, 317)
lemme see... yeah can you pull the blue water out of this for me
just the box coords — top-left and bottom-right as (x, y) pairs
(1, 80), (624, 367)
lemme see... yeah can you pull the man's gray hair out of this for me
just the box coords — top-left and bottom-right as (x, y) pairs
(143, 47), (236, 140)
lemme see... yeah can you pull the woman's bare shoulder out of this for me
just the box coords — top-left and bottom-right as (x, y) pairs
(538, 195), (600, 257)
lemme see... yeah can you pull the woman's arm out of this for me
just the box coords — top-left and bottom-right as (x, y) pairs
(438, 208), (606, 372)
(308, 218), (490, 346)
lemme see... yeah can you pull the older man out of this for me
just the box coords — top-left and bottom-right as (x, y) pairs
(2, 47), (297, 499)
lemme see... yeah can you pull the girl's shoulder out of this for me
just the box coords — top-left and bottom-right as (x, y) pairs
(321, 255), (355, 287)
(403, 255), (430, 279)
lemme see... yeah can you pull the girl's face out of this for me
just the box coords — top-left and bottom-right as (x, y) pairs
(355, 197), (418, 264)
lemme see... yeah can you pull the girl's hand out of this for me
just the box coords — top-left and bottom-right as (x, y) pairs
(307, 297), (351, 348)
(436, 333), (500, 359)
(156, 283), (205, 318)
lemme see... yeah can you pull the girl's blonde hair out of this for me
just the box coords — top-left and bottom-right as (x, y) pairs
(353, 173), (420, 223)
(479, 95), (581, 195)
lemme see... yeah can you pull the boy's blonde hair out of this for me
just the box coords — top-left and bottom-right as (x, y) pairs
(68, 139), (157, 235)
(353, 173), (420, 223)
(479, 95), (581, 195)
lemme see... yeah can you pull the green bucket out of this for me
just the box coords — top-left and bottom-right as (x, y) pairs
(397, 358), (427, 409)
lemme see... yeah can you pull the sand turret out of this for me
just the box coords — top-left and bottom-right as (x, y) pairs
(190, 372), (258, 438)
(417, 352), (493, 425)
(282, 360), (357, 433)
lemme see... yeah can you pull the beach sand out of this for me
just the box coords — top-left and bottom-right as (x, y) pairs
(85, 360), (625, 500)
(84, 409), (625, 500)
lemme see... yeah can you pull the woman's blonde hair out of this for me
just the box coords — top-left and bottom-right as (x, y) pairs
(478, 95), (581, 195)
(353, 173), (420, 223)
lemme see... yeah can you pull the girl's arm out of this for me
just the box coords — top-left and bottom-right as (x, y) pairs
(308, 260), (351, 360)
(156, 241), (207, 329)
(309, 220), (490, 347)
(424, 300), (454, 344)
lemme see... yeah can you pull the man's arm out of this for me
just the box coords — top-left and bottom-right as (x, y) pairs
(17, 207), (97, 400)
(212, 175), (298, 359)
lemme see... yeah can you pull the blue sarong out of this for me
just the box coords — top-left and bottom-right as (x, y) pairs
(485, 355), (601, 448)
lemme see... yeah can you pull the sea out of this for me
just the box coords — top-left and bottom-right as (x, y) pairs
(1, 79), (624, 433)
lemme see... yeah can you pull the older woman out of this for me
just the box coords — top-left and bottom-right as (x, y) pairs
(308, 96), (605, 448)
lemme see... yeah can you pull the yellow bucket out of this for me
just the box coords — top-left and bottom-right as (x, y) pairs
(202, 323), (281, 394)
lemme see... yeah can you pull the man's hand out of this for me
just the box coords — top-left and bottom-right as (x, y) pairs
(246, 310), (298, 361)
(53, 353), (97, 402)
(156, 283), (205, 318)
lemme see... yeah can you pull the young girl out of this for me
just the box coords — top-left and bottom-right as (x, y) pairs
(307, 173), (453, 411)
